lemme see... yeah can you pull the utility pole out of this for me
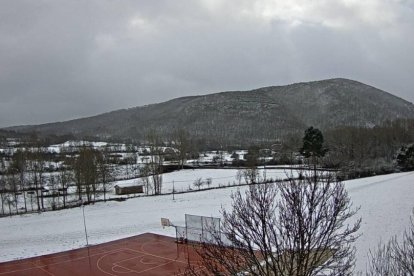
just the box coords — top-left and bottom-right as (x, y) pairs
(172, 181), (175, 201)
(81, 201), (92, 271)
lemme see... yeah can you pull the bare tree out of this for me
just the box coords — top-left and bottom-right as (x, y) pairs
(366, 209), (414, 275)
(236, 169), (243, 185)
(193, 178), (204, 190)
(28, 147), (46, 211)
(206, 177), (212, 188)
(9, 149), (28, 213)
(365, 240), (403, 276)
(0, 175), (6, 216)
(4, 190), (14, 216)
(242, 147), (260, 184)
(185, 171), (361, 276)
(146, 130), (163, 195)
(124, 143), (137, 179)
(96, 148), (114, 201)
(58, 168), (72, 208)
(73, 146), (99, 202)
(139, 164), (152, 195)
(6, 174), (20, 215)
(173, 128), (191, 169)
(49, 174), (58, 210)
(242, 167), (259, 184)
(393, 211), (414, 274)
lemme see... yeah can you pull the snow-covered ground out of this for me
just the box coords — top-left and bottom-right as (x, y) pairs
(1, 168), (303, 213)
(0, 171), (413, 274)
(114, 168), (300, 194)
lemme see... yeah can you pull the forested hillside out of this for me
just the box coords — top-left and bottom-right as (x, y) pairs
(6, 78), (414, 147)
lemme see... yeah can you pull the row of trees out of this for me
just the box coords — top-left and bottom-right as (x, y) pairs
(324, 119), (414, 175)
(2, 122), (413, 217)
(72, 146), (114, 202)
(268, 119), (414, 177)
(0, 128), (197, 216)
(0, 145), (117, 216)
(0, 148), (51, 215)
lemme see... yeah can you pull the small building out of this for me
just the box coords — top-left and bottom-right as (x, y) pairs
(114, 185), (144, 195)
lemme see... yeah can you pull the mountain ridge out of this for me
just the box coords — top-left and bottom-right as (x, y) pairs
(5, 78), (414, 145)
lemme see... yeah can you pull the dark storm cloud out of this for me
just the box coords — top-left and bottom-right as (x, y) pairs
(1, 0), (413, 127)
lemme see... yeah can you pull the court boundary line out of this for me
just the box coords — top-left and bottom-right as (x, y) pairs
(96, 246), (190, 275)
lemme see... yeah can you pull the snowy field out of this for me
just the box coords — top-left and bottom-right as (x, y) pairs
(3, 168), (301, 213)
(0, 171), (413, 274)
(114, 167), (301, 194)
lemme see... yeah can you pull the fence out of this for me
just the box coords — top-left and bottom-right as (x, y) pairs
(175, 214), (221, 243)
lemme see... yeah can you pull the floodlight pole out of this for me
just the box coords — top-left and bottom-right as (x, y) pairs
(81, 201), (89, 246)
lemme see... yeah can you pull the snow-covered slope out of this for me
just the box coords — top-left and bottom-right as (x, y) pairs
(1, 171), (413, 273)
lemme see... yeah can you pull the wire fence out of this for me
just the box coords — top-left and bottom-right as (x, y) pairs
(176, 214), (221, 243)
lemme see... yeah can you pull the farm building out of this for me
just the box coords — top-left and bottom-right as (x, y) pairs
(114, 185), (144, 195)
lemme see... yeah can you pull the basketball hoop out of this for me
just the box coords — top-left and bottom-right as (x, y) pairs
(161, 218), (173, 228)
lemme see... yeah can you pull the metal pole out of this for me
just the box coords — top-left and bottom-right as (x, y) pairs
(173, 181), (175, 200)
(82, 203), (89, 246)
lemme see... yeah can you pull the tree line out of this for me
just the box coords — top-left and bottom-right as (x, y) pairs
(0, 145), (118, 216)
(271, 119), (414, 178)
(0, 129), (200, 216)
(1, 119), (414, 217)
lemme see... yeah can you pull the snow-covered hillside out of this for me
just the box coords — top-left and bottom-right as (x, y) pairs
(0, 171), (413, 273)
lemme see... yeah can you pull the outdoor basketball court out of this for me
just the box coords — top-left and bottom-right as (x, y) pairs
(0, 233), (204, 276)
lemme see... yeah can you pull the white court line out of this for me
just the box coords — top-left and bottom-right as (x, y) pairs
(112, 264), (139, 274)
(0, 248), (126, 275)
(97, 246), (187, 275)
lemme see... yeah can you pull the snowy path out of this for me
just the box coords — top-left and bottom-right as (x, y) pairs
(0, 171), (413, 274)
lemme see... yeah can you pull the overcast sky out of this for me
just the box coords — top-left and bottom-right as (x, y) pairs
(1, 0), (413, 127)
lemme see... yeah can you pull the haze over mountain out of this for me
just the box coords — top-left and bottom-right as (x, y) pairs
(5, 78), (414, 145)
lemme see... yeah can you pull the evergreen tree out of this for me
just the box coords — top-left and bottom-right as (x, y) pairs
(300, 127), (328, 181)
(300, 126), (327, 159)
(397, 145), (414, 171)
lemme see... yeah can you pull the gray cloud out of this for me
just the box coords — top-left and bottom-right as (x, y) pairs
(1, 0), (413, 127)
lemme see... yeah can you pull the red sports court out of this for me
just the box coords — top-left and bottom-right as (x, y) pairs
(0, 233), (204, 276)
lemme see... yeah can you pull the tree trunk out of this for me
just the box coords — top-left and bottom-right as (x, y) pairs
(22, 191), (27, 213)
